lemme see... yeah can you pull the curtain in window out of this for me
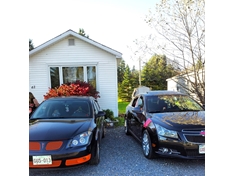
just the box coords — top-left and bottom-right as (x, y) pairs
(63, 67), (84, 84)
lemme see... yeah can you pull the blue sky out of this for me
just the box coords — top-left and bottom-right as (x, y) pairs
(29, 0), (158, 68)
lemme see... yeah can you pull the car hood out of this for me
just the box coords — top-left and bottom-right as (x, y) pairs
(29, 119), (92, 141)
(150, 111), (205, 130)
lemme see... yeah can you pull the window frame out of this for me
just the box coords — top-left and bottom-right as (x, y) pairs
(48, 64), (97, 89)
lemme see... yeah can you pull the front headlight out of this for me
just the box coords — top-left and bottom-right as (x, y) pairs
(155, 124), (178, 139)
(67, 131), (92, 148)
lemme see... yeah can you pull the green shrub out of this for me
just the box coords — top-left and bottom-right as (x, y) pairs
(103, 108), (125, 127)
(103, 109), (115, 121)
(114, 117), (125, 127)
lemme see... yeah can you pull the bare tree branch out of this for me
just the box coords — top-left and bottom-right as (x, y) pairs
(144, 0), (205, 104)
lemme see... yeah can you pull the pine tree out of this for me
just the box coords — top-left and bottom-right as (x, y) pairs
(142, 55), (177, 90)
(120, 65), (132, 101)
(29, 39), (34, 51)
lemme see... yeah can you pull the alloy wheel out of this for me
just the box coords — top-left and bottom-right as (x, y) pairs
(142, 130), (156, 159)
(142, 132), (150, 156)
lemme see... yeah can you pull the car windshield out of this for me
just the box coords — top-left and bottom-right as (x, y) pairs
(146, 95), (204, 113)
(30, 99), (92, 119)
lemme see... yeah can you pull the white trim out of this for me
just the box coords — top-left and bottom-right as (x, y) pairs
(84, 66), (87, 82)
(29, 30), (122, 58)
(46, 62), (98, 66)
(47, 63), (98, 89)
(59, 67), (63, 86)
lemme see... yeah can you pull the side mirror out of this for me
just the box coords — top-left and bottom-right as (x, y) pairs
(97, 111), (106, 117)
(132, 106), (142, 113)
(29, 111), (33, 119)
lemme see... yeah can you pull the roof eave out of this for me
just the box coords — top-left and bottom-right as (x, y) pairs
(29, 30), (122, 58)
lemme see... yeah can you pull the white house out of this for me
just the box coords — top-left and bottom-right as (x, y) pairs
(166, 69), (205, 104)
(29, 29), (122, 117)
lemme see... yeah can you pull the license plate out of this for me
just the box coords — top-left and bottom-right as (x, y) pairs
(199, 144), (205, 154)
(32, 155), (52, 165)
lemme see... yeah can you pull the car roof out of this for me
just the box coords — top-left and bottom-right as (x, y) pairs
(46, 96), (94, 101)
(139, 90), (186, 97)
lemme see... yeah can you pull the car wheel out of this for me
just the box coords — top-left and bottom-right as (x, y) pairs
(89, 139), (100, 165)
(102, 125), (105, 138)
(142, 130), (156, 159)
(124, 119), (130, 135)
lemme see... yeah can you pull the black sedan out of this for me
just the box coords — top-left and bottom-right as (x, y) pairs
(124, 90), (205, 159)
(29, 96), (105, 169)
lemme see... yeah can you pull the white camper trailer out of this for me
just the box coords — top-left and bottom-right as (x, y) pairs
(132, 86), (151, 98)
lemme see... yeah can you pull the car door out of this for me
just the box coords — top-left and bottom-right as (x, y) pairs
(126, 96), (138, 133)
(132, 96), (146, 139)
(93, 99), (104, 140)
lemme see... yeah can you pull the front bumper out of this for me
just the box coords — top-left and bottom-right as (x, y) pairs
(150, 131), (205, 159)
(29, 142), (92, 168)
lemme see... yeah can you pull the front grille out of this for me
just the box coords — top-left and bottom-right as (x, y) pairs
(46, 141), (63, 150)
(29, 141), (63, 151)
(29, 142), (40, 150)
(182, 128), (205, 144)
(186, 149), (204, 157)
(184, 135), (205, 143)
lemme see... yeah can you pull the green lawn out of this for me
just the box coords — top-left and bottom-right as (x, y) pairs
(113, 101), (128, 127)
(105, 101), (128, 127)
(118, 101), (129, 114)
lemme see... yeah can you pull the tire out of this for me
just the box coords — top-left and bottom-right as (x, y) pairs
(142, 130), (156, 159)
(102, 125), (105, 138)
(124, 119), (130, 135)
(89, 139), (100, 165)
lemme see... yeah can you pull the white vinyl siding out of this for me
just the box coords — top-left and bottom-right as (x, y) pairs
(29, 36), (119, 116)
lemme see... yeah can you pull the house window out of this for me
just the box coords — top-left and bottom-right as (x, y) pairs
(50, 67), (60, 88)
(49, 66), (97, 89)
(87, 66), (96, 89)
(63, 67), (84, 83)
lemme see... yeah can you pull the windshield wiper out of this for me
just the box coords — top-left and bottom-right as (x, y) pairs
(179, 109), (201, 111)
(29, 117), (44, 120)
(30, 117), (58, 120)
(148, 110), (163, 113)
